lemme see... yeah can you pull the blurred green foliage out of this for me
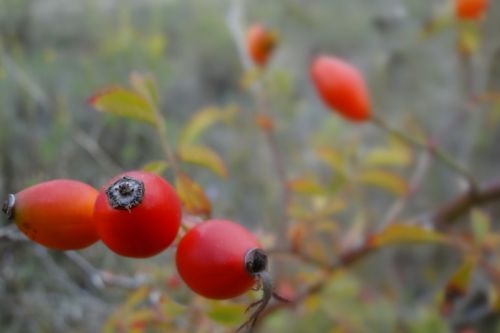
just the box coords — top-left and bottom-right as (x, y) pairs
(1, 0), (500, 332)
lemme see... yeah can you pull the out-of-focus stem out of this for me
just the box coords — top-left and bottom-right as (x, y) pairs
(152, 107), (180, 175)
(371, 115), (479, 191)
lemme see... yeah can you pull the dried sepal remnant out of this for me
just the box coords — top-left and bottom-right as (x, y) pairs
(2, 194), (15, 220)
(105, 176), (145, 210)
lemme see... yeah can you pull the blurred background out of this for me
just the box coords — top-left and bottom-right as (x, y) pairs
(1, 0), (500, 332)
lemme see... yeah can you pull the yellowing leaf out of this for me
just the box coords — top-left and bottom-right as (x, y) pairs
(358, 170), (408, 196)
(369, 224), (446, 248)
(124, 286), (150, 311)
(457, 23), (480, 56)
(88, 87), (157, 125)
(160, 297), (187, 318)
(129, 72), (159, 105)
(304, 295), (321, 313)
(287, 177), (324, 195)
(178, 146), (228, 178)
(207, 302), (246, 326)
(179, 106), (237, 147)
(175, 173), (211, 218)
(240, 68), (262, 90)
(141, 160), (168, 175)
(316, 147), (347, 177)
(441, 258), (476, 315)
(471, 209), (491, 245)
(363, 145), (412, 167)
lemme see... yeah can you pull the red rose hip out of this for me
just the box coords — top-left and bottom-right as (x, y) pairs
(94, 171), (181, 258)
(176, 219), (263, 299)
(310, 55), (371, 122)
(2, 179), (99, 250)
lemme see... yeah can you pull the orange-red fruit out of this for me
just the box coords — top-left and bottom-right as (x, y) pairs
(94, 171), (182, 258)
(176, 220), (260, 299)
(4, 180), (99, 250)
(310, 55), (371, 122)
(247, 24), (278, 67)
(455, 0), (489, 20)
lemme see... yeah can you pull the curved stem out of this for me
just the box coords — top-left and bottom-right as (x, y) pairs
(371, 115), (479, 191)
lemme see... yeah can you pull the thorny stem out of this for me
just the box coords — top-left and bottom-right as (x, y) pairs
(371, 115), (479, 192)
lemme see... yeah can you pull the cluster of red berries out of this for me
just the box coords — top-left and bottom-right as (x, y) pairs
(1, 171), (267, 306)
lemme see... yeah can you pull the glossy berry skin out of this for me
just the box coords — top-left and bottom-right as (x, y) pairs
(6, 180), (99, 250)
(310, 55), (371, 122)
(455, 0), (488, 20)
(94, 171), (181, 258)
(247, 24), (278, 67)
(176, 220), (260, 299)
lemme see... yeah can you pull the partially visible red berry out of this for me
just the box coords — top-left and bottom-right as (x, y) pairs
(2, 179), (99, 250)
(455, 0), (489, 20)
(247, 24), (278, 67)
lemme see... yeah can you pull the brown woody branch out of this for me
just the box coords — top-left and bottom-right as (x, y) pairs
(433, 180), (500, 230)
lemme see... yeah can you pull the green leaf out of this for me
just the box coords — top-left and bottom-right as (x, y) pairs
(358, 170), (408, 196)
(178, 146), (228, 178)
(207, 302), (246, 326)
(141, 160), (168, 175)
(369, 224), (446, 248)
(363, 145), (412, 168)
(129, 72), (159, 105)
(88, 87), (157, 125)
(179, 106), (237, 147)
(175, 173), (211, 218)
(471, 209), (491, 245)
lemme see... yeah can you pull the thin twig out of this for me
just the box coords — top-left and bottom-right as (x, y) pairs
(379, 151), (431, 229)
(226, 0), (291, 243)
(371, 115), (479, 191)
(65, 251), (147, 289)
(433, 179), (500, 230)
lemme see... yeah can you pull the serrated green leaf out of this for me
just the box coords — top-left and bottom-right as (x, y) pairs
(207, 302), (246, 326)
(175, 173), (211, 218)
(129, 72), (159, 105)
(141, 160), (168, 175)
(179, 106), (237, 147)
(359, 170), (408, 196)
(178, 146), (228, 178)
(88, 87), (157, 125)
(369, 224), (446, 248)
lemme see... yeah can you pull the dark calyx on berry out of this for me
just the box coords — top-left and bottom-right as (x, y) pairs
(106, 176), (145, 210)
(245, 248), (268, 276)
(2, 194), (15, 220)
